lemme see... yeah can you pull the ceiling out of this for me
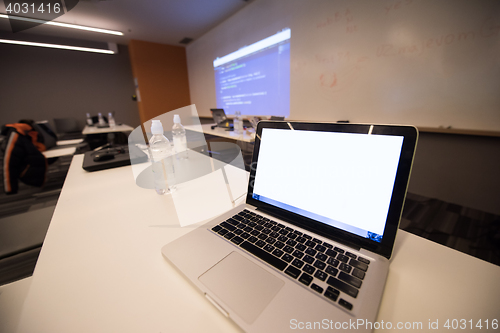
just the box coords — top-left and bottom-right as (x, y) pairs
(0, 0), (250, 46)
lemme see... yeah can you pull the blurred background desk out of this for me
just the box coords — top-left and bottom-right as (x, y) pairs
(185, 124), (255, 170)
(82, 124), (134, 149)
(82, 124), (134, 135)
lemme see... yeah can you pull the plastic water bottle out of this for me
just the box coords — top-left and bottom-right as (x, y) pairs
(234, 111), (243, 134)
(150, 120), (175, 195)
(98, 113), (106, 126)
(108, 112), (116, 127)
(172, 114), (188, 159)
(86, 113), (93, 126)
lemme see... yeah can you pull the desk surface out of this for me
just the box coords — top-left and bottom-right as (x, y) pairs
(185, 123), (255, 143)
(82, 124), (134, 135)
(2, 155), (499, 333)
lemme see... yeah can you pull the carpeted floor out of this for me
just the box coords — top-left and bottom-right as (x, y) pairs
(400, 193), (500, 266)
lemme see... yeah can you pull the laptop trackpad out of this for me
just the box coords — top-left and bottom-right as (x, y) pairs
(199, 251), (285, 324)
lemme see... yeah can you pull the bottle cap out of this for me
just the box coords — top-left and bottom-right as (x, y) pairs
(151, 120), (164, 134)
(173, 114), (181, 124)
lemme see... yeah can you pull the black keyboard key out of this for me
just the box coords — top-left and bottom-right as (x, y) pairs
(248, 221), (257, 227)
(255, 240), (266, 248)
(212, 225), (222, 232)
(315, 244), (326, 253)
(282, 253), (294, 263)
(358, 257), (370, 265)
(295, 244), (307, 252)
(271, 226), (281, 232)
(293, 230), (303, 236)
(243, 226), (253, 232)
(270, 231), (279, 238)
(277, 235), (288, 242)
(349, 259), (368, 272)
(315, 253), (327, 262)
(292, 250), (304, 259)
(224, 232), (235, 240)
(323, 242), (333, 249)
(233, 228), (243, 235)
(305, 240), (316, 248)
(334, 247), (345, 254)
(284, 266), (301, 279)
(272, 249), (284, 257)
(231, 236), (244, 245)
(288, 233), (298, 240)
(263, 244), (274, 252)
(312, 238), (322, 244)
(286, 239), (297, 247)
(257, 233), (268, 241)
(311, 283), (323, 293)
(254, 225), (264, 231)
(299, 273), (313, 286)
(240, 232), (250, 239)
(279, 229), (289, 235)
(291, 258), (304, 269)
(283, 245), (294, 254)
(314, 270), (327, 281)
(262, 228), (271, 234)
(324, 287), (340, 302)
(220, 222), (236, 231)
(325, 249), (337, 257)
(313, 260), (326, 270)
(352, 268), (366, 280)
(240, 241), (288, 271)
(337, 254), (349, 263)
(274, 241), (285, 249)
(325, 265), (339, 276)
(251, 230), (260, 236)
(303, 255), (315, 264)
(305, 247), (317, 256)
(218, 229), (228, 236)
(339, 263), (352, 274)
(326, 277), (359, 298)
(327, 257), (339, 267)
(232, 215), (243, 221)
(247, 236), (258, 243)
(338, 272), (362, 288)
(345, 252), (357, 259)
(277, 223), (285, 228)
(303, 264), (315, 275)
(227, 218), (239, 226)
(302, 234), (312, 240)
(266, 237), (276, 245)
(339, 298), (353, 311)
(296, 236), (307, 244)
(285, 227), (294, 232)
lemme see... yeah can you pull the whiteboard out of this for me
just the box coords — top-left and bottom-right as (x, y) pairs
(187, 0), (500, 131)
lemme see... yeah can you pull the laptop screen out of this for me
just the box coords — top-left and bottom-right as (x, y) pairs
(250, 127), (404, 243)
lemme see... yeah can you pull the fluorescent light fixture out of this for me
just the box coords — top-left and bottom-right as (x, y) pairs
(0, 38), (114, 54)
(0, 14), (123, 36)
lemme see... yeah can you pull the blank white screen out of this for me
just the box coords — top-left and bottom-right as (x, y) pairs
(252, 128), (403, 236)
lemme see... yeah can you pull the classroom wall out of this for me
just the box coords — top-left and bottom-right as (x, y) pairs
(187, 0), (500, 131)
(187, 0), (500, 214)
(128, 40), (191, 125)
(0, 33), (140, 131)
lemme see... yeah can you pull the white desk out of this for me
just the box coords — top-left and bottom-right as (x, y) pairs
(42, 147), (77, 158)
(1, 155), (499, 333)
(82, 124), (134, 135)
(185, 124), (255, 143)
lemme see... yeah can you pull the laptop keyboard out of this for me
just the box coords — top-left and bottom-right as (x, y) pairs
(211, 209), (371, 312)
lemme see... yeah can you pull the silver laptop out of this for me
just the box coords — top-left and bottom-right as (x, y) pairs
(162, 121), (418, 332)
